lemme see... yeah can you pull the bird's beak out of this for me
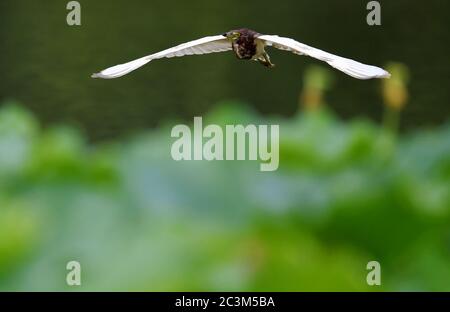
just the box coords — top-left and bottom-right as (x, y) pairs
(223, 32), (240, 40)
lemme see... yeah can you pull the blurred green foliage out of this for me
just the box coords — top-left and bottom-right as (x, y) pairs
(0, 100), (449, 291)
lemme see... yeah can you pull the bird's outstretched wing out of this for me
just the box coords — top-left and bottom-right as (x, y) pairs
(92, 35), (231, 79)
(258, 35), (390, 80)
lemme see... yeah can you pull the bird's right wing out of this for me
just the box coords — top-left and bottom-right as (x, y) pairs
(92, 35), (232, 79)
(258, 35), (390, 80)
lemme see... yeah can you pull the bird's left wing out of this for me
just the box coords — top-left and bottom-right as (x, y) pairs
(258, 35), (390, 80)
(92, 35), (231, 79)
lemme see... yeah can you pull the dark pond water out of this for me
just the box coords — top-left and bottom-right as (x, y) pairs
(1, 0), (449, 140)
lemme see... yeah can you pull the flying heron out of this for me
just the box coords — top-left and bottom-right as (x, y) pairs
(91, 28), (390, 80)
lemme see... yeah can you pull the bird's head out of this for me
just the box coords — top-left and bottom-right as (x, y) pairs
(223, 31), (241, 41)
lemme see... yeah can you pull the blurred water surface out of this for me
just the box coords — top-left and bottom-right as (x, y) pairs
(1, 0), (449, 139)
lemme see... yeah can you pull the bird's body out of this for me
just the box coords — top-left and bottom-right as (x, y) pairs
(92, 28), (390, 79)
(228, 28), (274, 68)
(230, 28), (260, 60)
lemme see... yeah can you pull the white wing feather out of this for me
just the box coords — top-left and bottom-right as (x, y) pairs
(92, 35), (232, 79)
(258, 35), (390, 80)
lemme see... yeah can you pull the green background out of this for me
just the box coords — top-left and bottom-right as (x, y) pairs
(0, 0), (449, 291)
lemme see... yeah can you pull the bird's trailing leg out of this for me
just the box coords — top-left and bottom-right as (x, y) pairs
(257, 52), (275, 68)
